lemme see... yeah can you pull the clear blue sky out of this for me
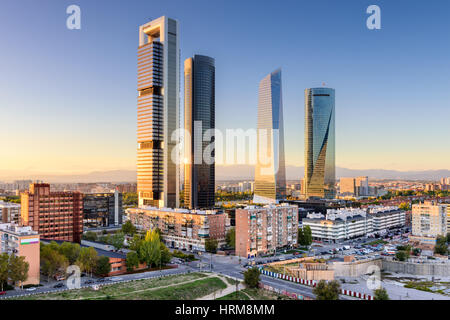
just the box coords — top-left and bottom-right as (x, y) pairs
(0, 0), (449, 175)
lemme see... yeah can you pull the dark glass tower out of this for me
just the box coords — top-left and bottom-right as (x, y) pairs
(253, 69), (286, 204)
(184, 55), (215, 209)
(304, 87), (336, 199)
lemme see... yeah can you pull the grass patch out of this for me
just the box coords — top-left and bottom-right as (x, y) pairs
(217, 291), (250, 300)
(223, 277), (240, 285)
(13, 273), (209, 300)
(404, 281), (433, 292)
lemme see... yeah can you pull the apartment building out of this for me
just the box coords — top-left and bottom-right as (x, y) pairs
(21, 183), (83, 243)
(0, 223), (40, 285)
(302, 206), (405, 242)
(235, 204), (298, 258)
(410, 201), (448, 246)
(126, 207), (229, 252)
(0, 201), (20, 224)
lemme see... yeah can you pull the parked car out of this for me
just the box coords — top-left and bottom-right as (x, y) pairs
(25, 287), (36, 291)
(0, 291), (6, 295)
(85, 280), (95, 285)
(53, 283), (65, 288)
(96, 278), (107, 283)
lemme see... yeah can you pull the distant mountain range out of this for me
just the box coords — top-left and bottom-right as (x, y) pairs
(0, 166), (449, 183)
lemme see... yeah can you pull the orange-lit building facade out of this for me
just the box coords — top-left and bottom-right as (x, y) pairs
(236, 204), (298, 258)
(21, 183), (83, 243)
(126, 207), (229, 251)
(0, 223), (40, 285)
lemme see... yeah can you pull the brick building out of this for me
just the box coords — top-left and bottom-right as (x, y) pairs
(21, 183), (83, 243)
(236, 204), (298, 258)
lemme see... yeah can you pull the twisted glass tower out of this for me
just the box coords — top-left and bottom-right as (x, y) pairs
(304, 87), (336, 199)
(184, 55), (215, 209)
(253, 69), (286, 204)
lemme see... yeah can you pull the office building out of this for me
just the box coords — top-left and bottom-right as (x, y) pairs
(235, 204), (298, 258)
(410, 201), (448, 246)
(126, 207), (229, 252)
(21, 183), (83, 243)
(253, 69), (286, 204)
(184, 55), (215, 209)
(0, 223), (40, 285)
(339, 177), (356, 196)
(304, 87), (335, 199)
(137, 16), (180, 209)
(0, 201), (20, 224)
(339, 176), (369, 197)
(83, 191), (123, 228)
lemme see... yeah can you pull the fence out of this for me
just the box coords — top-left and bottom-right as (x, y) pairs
(259, 268), (373, 300)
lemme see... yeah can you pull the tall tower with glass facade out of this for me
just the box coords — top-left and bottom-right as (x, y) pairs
(184, 55), (215, 209)
(304, 87), (336, 199)
(137, 16), (180, 208)
(253, 69), (286, 204)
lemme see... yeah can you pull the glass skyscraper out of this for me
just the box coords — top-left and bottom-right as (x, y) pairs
(304, 87), (336, 199)
(253, 69), (286, 204)
(184, 55), (215, 209)
(137, 16), (180, 208)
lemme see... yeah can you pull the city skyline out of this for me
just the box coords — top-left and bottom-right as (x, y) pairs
(0, 0), (449, 177)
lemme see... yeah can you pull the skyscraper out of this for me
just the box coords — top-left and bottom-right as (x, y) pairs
(253, 69), (286, 204)
(304, 87), (336, 199)
(137, 16), (180, 208)
(184, 55), (215, 209)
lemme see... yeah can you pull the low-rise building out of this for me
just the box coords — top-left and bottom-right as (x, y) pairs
(126, 207), (229, 252)
(302, 206), (405, 242)
(0, 223), (40, 285)
(235, 204), (298, 258)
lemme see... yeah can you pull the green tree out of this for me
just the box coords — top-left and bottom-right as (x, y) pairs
(0, 253), (9, 291)
(243, 267), (260, 288)
(121, 220), (137, 236)
(205, 238), (218, 253)
(139, 229), (161, 268)
(298, 228), (305, 246)
(123, 192), (138, 206)
(374, 287), (390, 300)
(303, 226), (312, 246)
(399, 202), (411, 211)
(446, 233), (450, 244)
(313, 280), (341, 300)
(395, 250), (409, 261)
(82, 231), (98, 242)
(59, 242), (81, 264)
(434, 236), (449, 255)
(129, 234), (143, 252)
(95, 256), (111, 276)
(110, 232), (125, 250)
(76, 247), (98, 277)
(8, 255), (29, 289)
(225, 228), (236, 249)
(160, 243), (172, 266)
(41, 245), (69, 281)
(126, 251), (140, 272)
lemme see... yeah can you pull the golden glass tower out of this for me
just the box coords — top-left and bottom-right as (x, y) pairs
(137, 16), (180, 208)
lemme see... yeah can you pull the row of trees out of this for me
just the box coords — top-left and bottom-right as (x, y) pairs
(313, 280), (389, 300)
(41, 242), (112, 280)
(125, 229), (171, 272)
(0, 253), (29, 290)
